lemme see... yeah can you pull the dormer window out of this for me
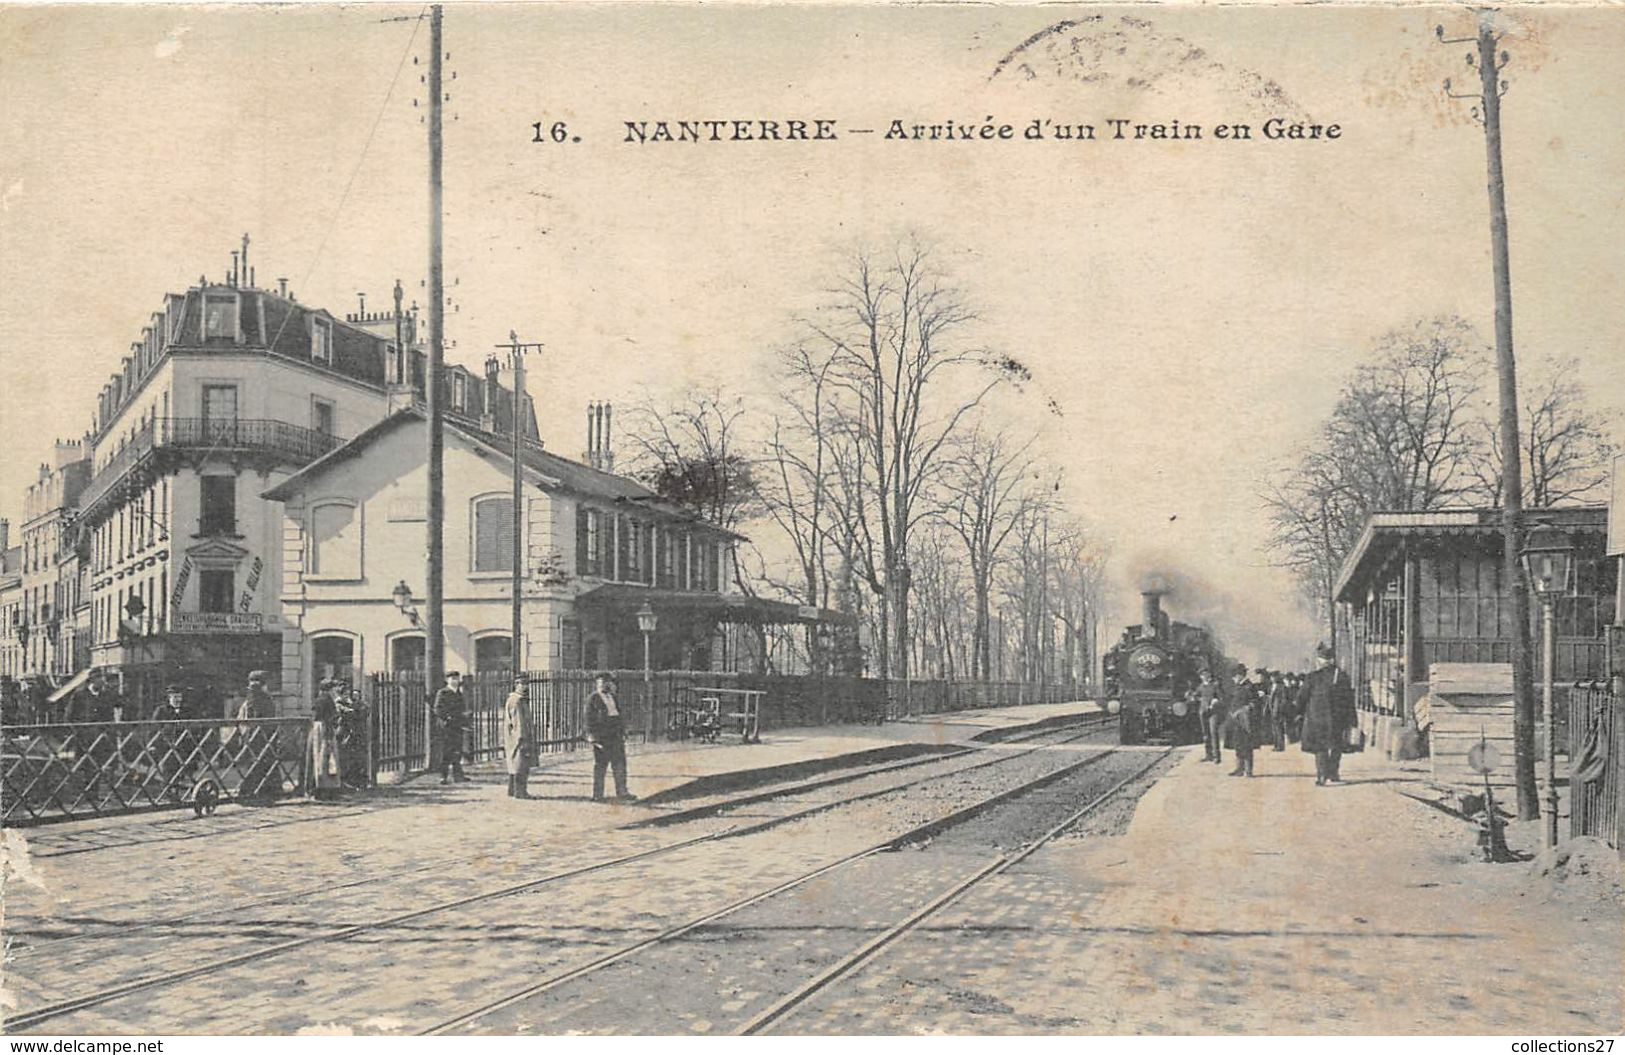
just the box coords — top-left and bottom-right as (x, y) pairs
(311, 317), (333, 364)
(203, 293), (240, 340)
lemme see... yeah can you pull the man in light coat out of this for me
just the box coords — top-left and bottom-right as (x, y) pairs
(503, 676), (534, 800)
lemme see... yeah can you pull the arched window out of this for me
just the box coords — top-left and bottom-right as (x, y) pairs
(389, 633), (425, 674)
(309, 500), (362, 580)
(471, 495), (514, 574)
(474, 634), (513, 674)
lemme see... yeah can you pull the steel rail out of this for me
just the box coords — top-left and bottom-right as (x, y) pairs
(738, 747), (1175, 1035)
(4, 723), (1114, 1031)
(418, 743), (1137, 1035)
(629, 712), (1114, 828)
(7, 718), (1108, 961)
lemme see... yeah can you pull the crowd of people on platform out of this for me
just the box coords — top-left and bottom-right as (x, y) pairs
(1187, 642), (1358, 784)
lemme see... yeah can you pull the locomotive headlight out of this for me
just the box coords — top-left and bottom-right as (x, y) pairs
(1106, 698), (1122, 715)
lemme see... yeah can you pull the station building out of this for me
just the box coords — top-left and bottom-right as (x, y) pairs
(264, 406), (849, 710)
(1332, 504), (1617, 752)
(68, 248), (529, 717)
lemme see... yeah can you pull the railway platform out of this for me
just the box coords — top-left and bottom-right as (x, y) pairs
(429, 698), (1106, 805)
(793, 739), (1624, 1035)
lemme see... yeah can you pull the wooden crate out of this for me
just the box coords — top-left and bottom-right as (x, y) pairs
(1426, 662), (1516, 786)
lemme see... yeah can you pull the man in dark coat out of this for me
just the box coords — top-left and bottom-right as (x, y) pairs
(586, 672), (635, 802)
(433, 671), (470, 785)
(1222, 663), (1259, 777)
(1297, 642), (1356, 785)
(69, 670), (121, 724)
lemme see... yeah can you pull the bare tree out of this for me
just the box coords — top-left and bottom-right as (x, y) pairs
(794, 239), (1014, 681)
(622, 386), (758, 533)
(932, 426), (1038, 679)
(1262, 317), (1485, 633)
(1467, 354), (1619, 507)
(1048, 516), (1111, 692)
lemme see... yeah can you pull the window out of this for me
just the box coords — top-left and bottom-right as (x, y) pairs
(619, 517), (645, 582)
(203, 293), (239, 340)
(475, 635), (513, 673)
(312, 399), (335, 437)
(390, 634), (425, 673)
(473, 496), (515, 574)
(199, 569), (234, 613)
(311, 317), (333, 363)
(576, 506), (606, 576)
(202, 385), (238, 444)
(199, 475), (237, 535)
(310, 501), (362, 579)
(451, 372), (466, 410)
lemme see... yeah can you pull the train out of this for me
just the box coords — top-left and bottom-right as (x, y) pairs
(1102, 588), (1231, 746)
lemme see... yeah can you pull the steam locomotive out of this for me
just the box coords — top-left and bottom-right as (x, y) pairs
(1102, 588), (1230, 746)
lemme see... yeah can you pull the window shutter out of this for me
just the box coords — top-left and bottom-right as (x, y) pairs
(475, 498), (514, 573)
(643, 524), (655, 586)
(576, 506), (590, 575)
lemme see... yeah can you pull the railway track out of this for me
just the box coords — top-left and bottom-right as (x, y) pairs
(3, 717), (1120, 1033)
(418, 746), (1172, 1036)
(740, 749), (1173, 1034)
(5, 715), (1109, 961)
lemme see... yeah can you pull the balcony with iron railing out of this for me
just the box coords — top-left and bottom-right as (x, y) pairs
(80, 417), (347, 521)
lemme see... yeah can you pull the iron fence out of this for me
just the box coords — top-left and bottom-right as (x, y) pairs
(1568, 684), (1622, 849)
(1, 717), (311, 827)
(364, 669), (1087, 780)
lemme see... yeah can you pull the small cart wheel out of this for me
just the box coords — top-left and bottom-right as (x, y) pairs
(191, 778), (221, 817)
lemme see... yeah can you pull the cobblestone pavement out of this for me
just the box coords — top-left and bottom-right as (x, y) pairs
(10, 717), (1613, 1037)
(456, 750), (1167, 1035)
(1, 723), (1115, 1034)
(781, 747), (1625, 1035)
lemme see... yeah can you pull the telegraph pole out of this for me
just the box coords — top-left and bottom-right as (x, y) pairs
(1439, 12), (1538, 818)
(425, 3), (446, 758)
(496, 333), (543, 675)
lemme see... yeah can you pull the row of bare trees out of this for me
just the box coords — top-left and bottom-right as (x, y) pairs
(621, 239), (1110, 685)
(1263, 315), (1617, 635)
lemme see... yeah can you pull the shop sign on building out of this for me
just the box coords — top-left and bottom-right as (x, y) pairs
(171, 612), (263, 635)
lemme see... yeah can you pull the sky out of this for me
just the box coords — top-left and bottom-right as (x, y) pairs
(2, 2), (1621, 668)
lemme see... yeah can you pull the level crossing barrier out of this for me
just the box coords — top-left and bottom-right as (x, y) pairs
(1, 717), (311, 827)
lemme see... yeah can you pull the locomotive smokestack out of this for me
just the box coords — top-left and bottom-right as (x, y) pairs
(1141, 590), (1164, 639)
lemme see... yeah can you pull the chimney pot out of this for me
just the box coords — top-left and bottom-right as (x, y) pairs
(277, 277), (288, 297)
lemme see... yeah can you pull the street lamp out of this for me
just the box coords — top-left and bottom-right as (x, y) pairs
(391, 580), (420, 627)
(636, 601), (658, 716)
(1520, 520), (1575, 849)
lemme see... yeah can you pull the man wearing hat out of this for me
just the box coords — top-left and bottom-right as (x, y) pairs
(234, 671), (280, 801)
(1297, 643), (1357, 785)
(68, 668), (121, 725)
(309, 679), (344, 797)
(586, 672), (634, 802)
(503, 676), (534, 799)
(151, 685), (197, 794)
(433, 670), (471, 785)
(1221, 663), (1259, 777)
(1195, 667), (1224, 764)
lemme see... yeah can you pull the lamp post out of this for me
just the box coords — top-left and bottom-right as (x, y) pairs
(637, 602), (658, 729)
(391, 580), (420, 627)
(1520, 520), (1575, 849)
